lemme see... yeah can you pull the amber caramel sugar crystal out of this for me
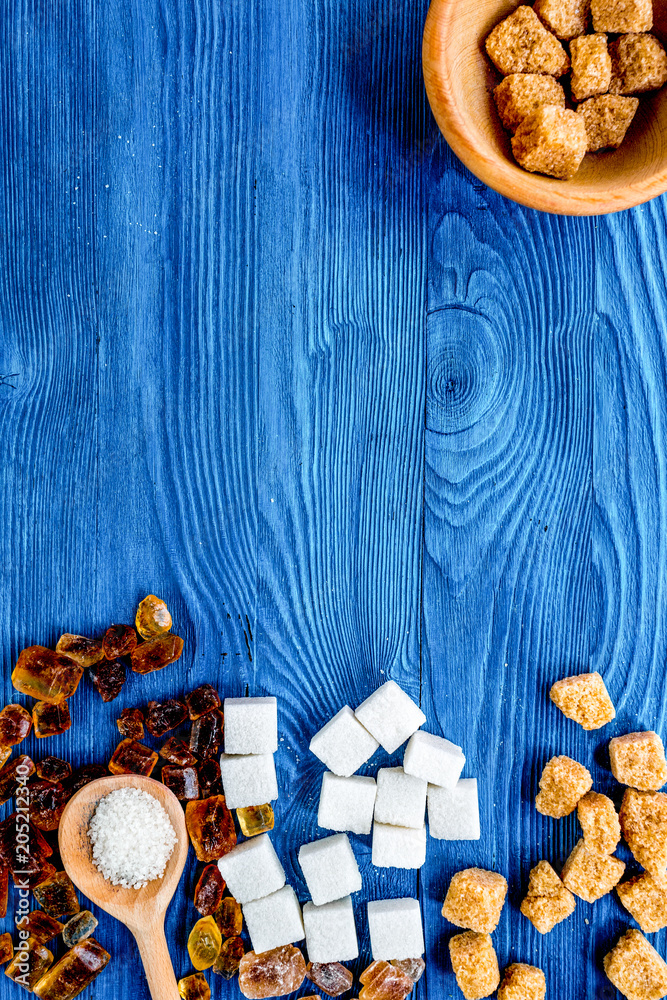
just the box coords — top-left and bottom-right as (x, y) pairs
(610, 732), (667, 791)
(570, 33), (612, 101)
(610, 34), (667, 94)
(0, 813), (54, 887)
(520, 860), (576, 934)
(494, 74), (565, 132)
(215, 896), (243, 938)
(55, 634), (105, 668)
(33, 937), (110, 1000)
(5, 937), (53, 990)
(64, 765), (106, 797)
(535, 754), (592, 817)
(617, 872), (667, 933)
(161, 737), (197, 767)
(0, 704), (32, 745)
(604, 929), (667, 1000)
(36, 758), (72, 785)
(102, 624), (137, 659)
(146, 699), (188, 737)
(0, 747), (11, 772)
(136, 595), (173, 639)
(116, 707), (145, 740)
(179, 973), (211, 1000)
(163, 765), (199, 800)
(108, 739), (158, 777)
(186, 684), (222, 720)
(391, 958), (425, 983)
(197, 760), (223, 797)
(213, 936), (245, 979)
(549, 671), (615, 730)
(0, 754), (35, 804)
(0, 866), (7, 919)
(186, 795), (237, 862)
(190, 710), (224, 758)
(29, 780), (68, 831)
(534, 0), (590, 38)
(34, 871), (80, 918)
(497, 963), (546, 1000)
(561, 838), (625, 902)
(359, 961), (413, 1000)
(131, 633), (184, 674)
(592, 0), (652, 32)
(194, 864), (226, 917)
(620, 788), (667, 874)
(308, 962), (354, 997)
(0, 932), (12, 965)
(238, 945), (307, 999)
(578, 94), (639, 150)
(577, 790), (621, 853)
(62, 910), (98, 948)
(188, 915), (222, 971)
(449, 932), (499, 1000)
(486, 6), (570, 76)
(13, 647), (83, 704)
(442, 868), (508, 934)
(512, 106), (588, 180)
(24, 911), (64, 944)
(33, 701), (72, 739)
(237, 804), (275, 838)
(89, 659), (126, 702)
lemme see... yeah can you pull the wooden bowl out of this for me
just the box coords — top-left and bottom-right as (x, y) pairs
(423, 0), (667, 214)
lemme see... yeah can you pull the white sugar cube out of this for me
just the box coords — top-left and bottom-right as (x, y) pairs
(403, 730), (465, 788)
(242, 886), (304, 954)
(217, 834), (285, 903)
(303, 896), (359, 963)
(223, 696), (278, 755)
(298, 834), (362, 905)
(219, 752), (278, 809)
(374, 767), (427, 829)
(354, 680), (426, 754)
(309, 706), (379, 777)
(372, 822), (426, 869)
(428, 778), (480, 840)
(317, 772), (377, 835)
(367, 898), (425, 961)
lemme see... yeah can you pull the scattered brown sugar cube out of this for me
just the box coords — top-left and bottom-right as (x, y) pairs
(534, 0), (590, 38)
(512, 107), (588, 180)
(486, 7), (570, 77)
(578, 94), (639, 150)
(442, 868), (508, 933)
(449, 932), (500, 1000)
(610, 34), (667, 94)
(577, 790), (621, 854)
(549, 671), (615, 729)
(494, 74), (566, 132)
(617, 872), (667, 933)
(561, 838), (625, 902)
(592, 0), (652, 33)
(497, 963), (546, 1000)
(535, 754), (592, 817)
(570, 34), (612, 100)
(620, 788), (667, 874)
(604, 929), (667, 1000)
(610, 732), (667, 790)
(520, 860), (576, 933)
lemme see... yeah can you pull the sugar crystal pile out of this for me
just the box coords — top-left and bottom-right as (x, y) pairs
(88, 786), (177, 888)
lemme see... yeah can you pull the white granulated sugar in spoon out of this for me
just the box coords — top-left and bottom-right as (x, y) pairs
(88, 786), (177, 889)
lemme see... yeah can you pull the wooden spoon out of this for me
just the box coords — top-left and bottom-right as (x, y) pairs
(59, 774), (189, 1000)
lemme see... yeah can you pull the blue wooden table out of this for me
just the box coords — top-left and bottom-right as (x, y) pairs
(1, 0), (666, 997)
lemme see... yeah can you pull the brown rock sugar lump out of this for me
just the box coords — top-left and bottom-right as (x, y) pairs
(89, 658), (126, 702)
(0, 932), (12, 964)
(190, 709), (224, 758)
(116, 707), (145, 739)
(29, 780), (68, 831)
(442, 868), (508, 933)
(604, 929), (667, 1000)
(178, 973), (211, 1000)
(186, 684), (222, 720)
(145, 698), (188, 737)
(198, 759), (223, 797)
(592, 0), (652, 32)
(36, 757), (71, 785)
(194, 864), (226, 916)
(108, 738), (158, 777)
(512, 107), (588, 179)
(307, 962), (354, 996)
(535, 754), (592, 817)
(549, 671), (615, 730)
(33, 701), (72, 739)
(610, 34), (667, 94)
(237, 803), (274, 838)
(0, 754), (35, 804)
(102, 624), (137, 659)
(494, 74), (566, 132)
(33, 937), (111, 1000)
(0, 812), (55, 887)
(5, 936), (53, 990)
(160, 737), (197, 767)
(0, 704), (32, 745)
(185, 795), (237, 862)
(577, 790), (621, 853)
(534, 0), (590, 38)
(486, 7), (570, 76)
(238, 945), (307, 999)
(213, 935), (245, 978)
(63, 764), (106, 797)
(578, 94), (639, 149)
(214, 896), (243, 937)
(24, 911), (64, 944)
(162, 764), (200, 800)
(33, 871), (80, 918)
(391, 958), (425, 983)
(561, 838), (625, 901)
(617, 872), (667, 933)
(131, 632), (184, 674)
(359, 961), (413, 1000)
(135, 594), (172, 639)
(620, 788), (667, 874)
(497, 963), (547, 1000)
(610, 732), (667, 791)
(188, 915), (222, 971)
(0, 866), (7, 918)
(55, 634), (105, 668)
(449, 932), (500, 1000)
(0, 748), (11, 772)
(570, 34), (612, 100)
(520, 860), (576, 933)
(12, 647), (84, 703)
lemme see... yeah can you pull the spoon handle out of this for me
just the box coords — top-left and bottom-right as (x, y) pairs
(132, 919), (181, 1000)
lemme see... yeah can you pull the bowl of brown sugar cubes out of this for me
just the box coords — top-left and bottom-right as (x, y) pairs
(423, 0), (667, 214)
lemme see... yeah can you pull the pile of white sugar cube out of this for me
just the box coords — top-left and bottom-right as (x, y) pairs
(215, 680), (479, 967)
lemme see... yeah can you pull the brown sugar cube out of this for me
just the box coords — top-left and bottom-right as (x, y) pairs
(592, 0), (652, 33)
(604, 929), (667, 1000)
(497, 963), (547, 1000)
(617, 872), (667, 933)
(449, 932), (500, 1000)
(486, 7), (570, 76)
(534, 0), (590, 38)
(494, 74), (566, 132)
(549, 671), (615, 730)
(620, 788), (667, 875)
(512, 107), (588, 180)
(570, 34), (612, 100)
(577, 790), (621, 854)
(442, 868), (508, 934)
(578, 94), (639, 150)
(561, 838), (625, 902)
(610, 34), (667, 94)
(520, 861), (576, 934)
(610, 732), (667, 791)
(535, 754), (592, 818)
